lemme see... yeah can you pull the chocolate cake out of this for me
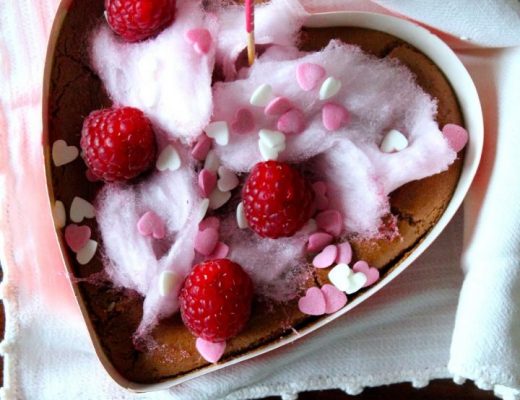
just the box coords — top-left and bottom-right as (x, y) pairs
(46, 0), (464, 385)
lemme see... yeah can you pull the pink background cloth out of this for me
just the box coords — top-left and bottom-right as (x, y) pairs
(0, 0), (76, 313)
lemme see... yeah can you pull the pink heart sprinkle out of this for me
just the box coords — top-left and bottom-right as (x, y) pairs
(307, 232), (333, 252)
(336, 241), (353, 264)
(442, 123), (468, 153)
(192, 134), (212, 161)
(185, 28), (212, 55)
(137, 211), (166, 239)
(316, 210), (343, 237)
(315, 194), (328, 210)
(198, 169), (217, 197)
(277, 108), (306, 135)
(264, 97), (293, 116)
(312, 181), (327, 196)
(195, 338), (226, 363)
(206, 242), (229, 260)
(64, 224), (91, 252)
(199, 216), (220, 232)
(322, 102), (350, 131)
(352, 260), (380, 287)
(231, 108), (255, 135)
(312, 244), (338, 269)
(194, 227), (219, 256)
(298, 287), (326, 316)
(312, 181), (329, 210)
(296, 63), (326, 91)
(321, 284), (347, 314)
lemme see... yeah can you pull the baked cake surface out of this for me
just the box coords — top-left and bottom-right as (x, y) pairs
(48, 0), (463, 383)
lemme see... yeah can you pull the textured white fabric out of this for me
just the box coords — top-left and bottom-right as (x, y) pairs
(374, 0), (520, 47)
(302, 0), (520, 47)
(448, 46), (520, 395)
(1, 1), (520, 400)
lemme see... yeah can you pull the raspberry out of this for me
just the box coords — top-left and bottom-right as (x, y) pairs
(179, 259), (254, 342)
(80, 107), (156, 182)
(105, 0), (176, 42)
(242, 161), (314, 238)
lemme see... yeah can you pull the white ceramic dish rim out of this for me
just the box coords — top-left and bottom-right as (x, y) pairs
(42, 7), (483, 393)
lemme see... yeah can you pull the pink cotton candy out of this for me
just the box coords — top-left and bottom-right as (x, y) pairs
(212, 40), (456, 236)
(214, 0), (307, 80)
(219, 213), (310, 302)
(96, 146), (203, 336)
(90, 0), (218, 141)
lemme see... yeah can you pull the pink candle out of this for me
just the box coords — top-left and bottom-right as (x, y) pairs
(245, 0), (255, 65)
(245, 0), (254, 33)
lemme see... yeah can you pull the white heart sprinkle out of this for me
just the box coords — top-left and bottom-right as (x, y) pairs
(319, 77), (342, 100)
(205, 121), (229, 146)
(76, 239), (98, 265)
(236, 202), (249, 229)
(259, 129), (286, 149)
(217, 166), (239, 192)
(52, 140), (79, 167)
(156, 145), (181, 171)
(70, 197), (95, 223)
(380, 129), (409, 153)
(258, 139), (282, 161)
(328, 263), (367, 294)
(250, 84), (274, 107)
(53, 200), (66, 229)
(158, 271), (180, 297)
(197, 198), (210, 222)
(209, 188), (232, 210)
(204, 150), (220, 172)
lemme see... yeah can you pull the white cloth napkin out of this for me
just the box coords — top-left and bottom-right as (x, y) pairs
(1, 1), (519, 399)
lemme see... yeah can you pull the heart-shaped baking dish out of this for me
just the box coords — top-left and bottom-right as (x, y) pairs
(42, 2), (483, 392)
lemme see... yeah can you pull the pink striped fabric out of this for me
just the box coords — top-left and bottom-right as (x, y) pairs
(0, 0), (76, 314)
